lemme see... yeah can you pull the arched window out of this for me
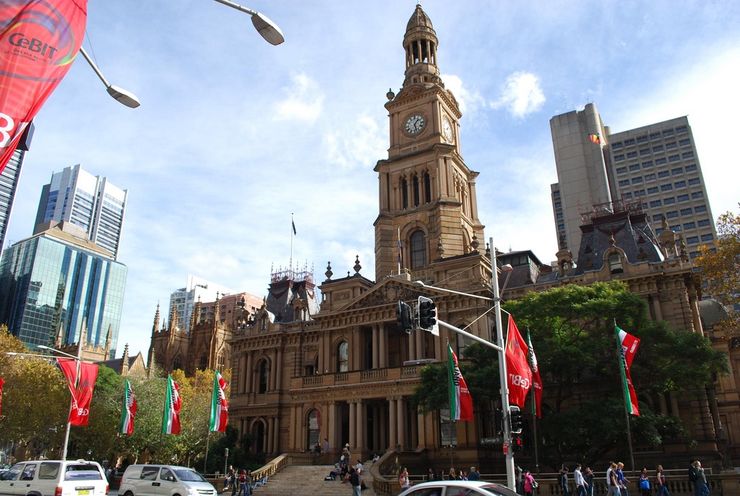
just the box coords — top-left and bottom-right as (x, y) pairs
(608, 253), (624, 274)
(412, 175), (420, 207)
(410, 230), (427, 269)
(401, 177), (408, 209)
(307, 409), (320, 451)
(217, 353), (225, 371)
(337, 341), (349, 372)
(258, 359), (269, 393)
(423, 171), (431, 203)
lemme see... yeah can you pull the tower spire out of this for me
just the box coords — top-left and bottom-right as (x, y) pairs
(402, 4), (441, 88)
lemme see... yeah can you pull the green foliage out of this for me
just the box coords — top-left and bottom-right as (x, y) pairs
(413, 281), (728, 468)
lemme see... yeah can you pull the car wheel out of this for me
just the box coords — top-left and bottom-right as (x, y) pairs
(123, 491), (134, 496)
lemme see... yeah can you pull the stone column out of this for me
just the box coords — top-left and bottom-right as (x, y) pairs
(409, 332), (416, 362)
(415, 331), (423, 360)
(417, 409), (426, 448)
(270, 349), (277, 391)
(273, 416), (280, 454)
(389, 398), (397, 450)
(356, 399), (365, 455)
(328, 401), (337, 455)
(267, 417), (275, 453)
(349, 401), (357, 449)
(372, 326), (379, 369)
(289, 405), (297, 450)
(410, 404), (419, 449)
(396, 396), (405, 450)
(379, 325), (387, 368)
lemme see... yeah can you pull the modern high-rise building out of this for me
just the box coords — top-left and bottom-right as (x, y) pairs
(168, 275), (238, 332)
(34, 164), (127, 259)
(0, 125), (34, 254)
(0, 221), (127, 358)
(550, 104), (716, 259)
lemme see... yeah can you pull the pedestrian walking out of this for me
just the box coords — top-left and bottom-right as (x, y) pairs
(559, 465), (570, 496)
(468, 466), (480, 481)
(606, 462), (621, 496)
(639, 468), (651, 496)
(349, 467), (361, 496)
(689, 459), (709, 496)
(584, 467), (595, 496)
(616, 462), (629, 496)
(523, 469), (537, 496)
(655, 465), (670, 496)
(574, 464), (588, 496)
(399, 467), (411, 490)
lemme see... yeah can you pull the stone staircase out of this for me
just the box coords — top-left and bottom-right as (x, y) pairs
(252, 464), (377, 496)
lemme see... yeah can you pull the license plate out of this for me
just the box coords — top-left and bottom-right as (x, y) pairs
(77, 490), (90, 495)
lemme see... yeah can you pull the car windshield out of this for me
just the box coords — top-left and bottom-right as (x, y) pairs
(173, 469), (206, 482)
(64, 465), (103, 481)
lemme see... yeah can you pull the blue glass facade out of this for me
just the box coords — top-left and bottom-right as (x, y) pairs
(0, 234), (126, 356)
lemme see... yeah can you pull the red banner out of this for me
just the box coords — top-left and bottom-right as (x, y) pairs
(57, 358), (98, 426)
(0, 0), (88, 173)
(506, 315), (532, 408)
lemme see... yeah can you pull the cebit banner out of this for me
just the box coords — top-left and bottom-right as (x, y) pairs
(0, 0), (87, 173)
(57, 357), (99, 426)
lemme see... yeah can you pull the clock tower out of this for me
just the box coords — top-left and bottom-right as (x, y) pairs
(374, 4), (485, 281)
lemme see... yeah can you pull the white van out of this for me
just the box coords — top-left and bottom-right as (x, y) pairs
(0, 459), (108, 496)
(118, 465), (217, 496)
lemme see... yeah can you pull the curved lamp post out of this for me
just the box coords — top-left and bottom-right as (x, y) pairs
(78, 47), (141, 108)
(212, 0), (285, 45)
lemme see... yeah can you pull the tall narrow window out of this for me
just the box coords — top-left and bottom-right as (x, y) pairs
(337, 341), (349, 372)
(410, 230), (427, 268)
(401, 178), (408, 209)
(258, 359), (269, 393)
(307, 409), (320, 451)
(412, 175), (420, 207)
(423, 172), (431, 203)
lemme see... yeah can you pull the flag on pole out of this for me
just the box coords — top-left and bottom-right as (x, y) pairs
(0, 0), (88, 173)
(209, 371), (229, 432)
(57, 358), (98, 426)
(162, 374), (182, 435)
(616, 325), (641, 416)
(447, 343), (473, 421)
(291, 215), (297, 235)
(506, 315), (532, 408)
(0, 377), (4, 416)
(119, 379), (137, 436)
(526, 329), (543, 418)
(588, 133), (601, 144)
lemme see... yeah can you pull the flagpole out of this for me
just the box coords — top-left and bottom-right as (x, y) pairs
(615, 319), (636, 471)
(61, 325), (84, 461)
(491, 237), (516, 490)
(290, 213), (294, 276)
(397, 227), (402, 275)
(204, 430), (211, 474)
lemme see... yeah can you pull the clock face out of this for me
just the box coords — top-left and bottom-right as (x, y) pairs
(404, 114), (426, 135)
(442, 115), (454, 142)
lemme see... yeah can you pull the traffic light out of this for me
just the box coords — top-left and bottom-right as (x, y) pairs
(417, 296), (439, 335)
(397, 300), (413, 334)
(512, 434), (523, 452)
(509, 405), (523, 434)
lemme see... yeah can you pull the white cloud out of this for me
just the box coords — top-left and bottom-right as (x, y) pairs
(491, 71), (546, 118)
(441, 73), (485, 115)
(274, 73), (324, 122)
(323, 113), (386, 169)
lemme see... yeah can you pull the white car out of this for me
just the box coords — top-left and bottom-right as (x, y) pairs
(0, 459), (108, 496)
(397, 480), (519, 496)
(118, 465), (217, 496)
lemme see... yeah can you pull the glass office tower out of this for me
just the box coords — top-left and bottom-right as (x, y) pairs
(0, 223), (126, 356)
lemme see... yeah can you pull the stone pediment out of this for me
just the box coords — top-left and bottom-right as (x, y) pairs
(337, 277), (448, 312)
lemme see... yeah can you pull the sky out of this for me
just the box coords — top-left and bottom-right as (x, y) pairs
(4, 0), (739, 359)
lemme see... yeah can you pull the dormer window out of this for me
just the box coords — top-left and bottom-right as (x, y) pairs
(608, 253), (624, 274)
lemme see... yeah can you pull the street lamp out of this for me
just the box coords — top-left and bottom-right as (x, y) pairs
(78, 47), (141, 108)
(212, 0), (285, 45)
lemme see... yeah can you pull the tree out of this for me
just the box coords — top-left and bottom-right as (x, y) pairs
(696, 207), (739, 337)
(412, 281), (728, 468)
